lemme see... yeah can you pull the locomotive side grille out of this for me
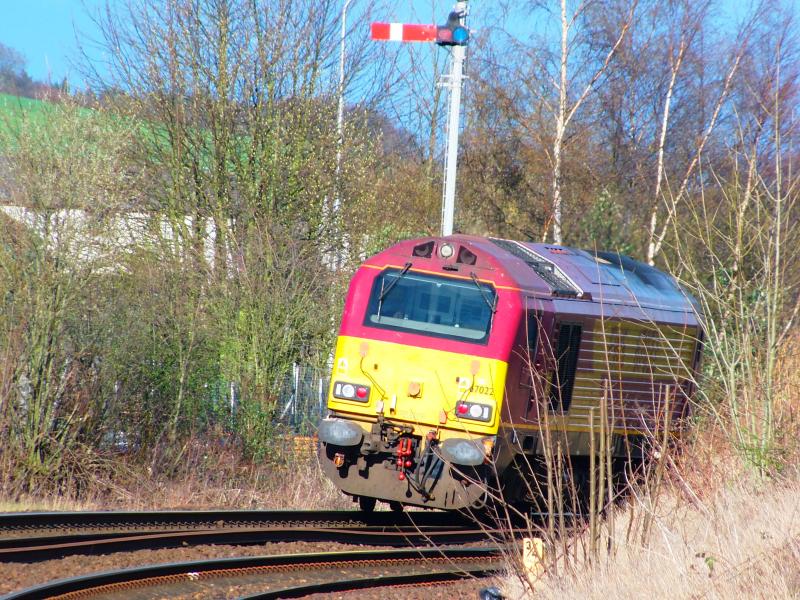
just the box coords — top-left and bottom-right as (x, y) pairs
(549, 323), (582, 413)
(567, 321), (699, 433)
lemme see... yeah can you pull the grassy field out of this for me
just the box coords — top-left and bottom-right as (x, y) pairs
(0, 93), (78, 135)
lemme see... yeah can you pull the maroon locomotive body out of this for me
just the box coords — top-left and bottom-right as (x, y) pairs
(318, 236), (702, 510)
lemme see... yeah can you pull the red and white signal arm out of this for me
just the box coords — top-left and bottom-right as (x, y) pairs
(370, 22), (438, 42)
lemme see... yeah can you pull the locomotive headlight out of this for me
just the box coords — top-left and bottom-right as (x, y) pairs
(333, 381), (371, 403)
(454, 401), (492, 423)
(439, 243), (454, 259)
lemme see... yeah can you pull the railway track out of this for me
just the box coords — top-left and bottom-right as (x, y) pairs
(1, 510), (510, 598)
(2, 547), (503, 599)
(0, 509), (464, 537)
(0, 509), (503, 562)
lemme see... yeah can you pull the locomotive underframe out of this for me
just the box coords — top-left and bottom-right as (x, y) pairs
(319, 413), (492, 510)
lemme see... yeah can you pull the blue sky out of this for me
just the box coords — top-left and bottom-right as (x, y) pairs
(0, 0), (450, 87)
(0, 0), (776, 88)
(0, 0), (104, 86)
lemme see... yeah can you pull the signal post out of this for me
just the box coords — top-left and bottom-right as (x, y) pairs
(370, 2), (470, 237)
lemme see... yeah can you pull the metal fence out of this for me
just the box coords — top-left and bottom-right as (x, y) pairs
(275, 363), (330, 434)
(198, 364), (330, 436)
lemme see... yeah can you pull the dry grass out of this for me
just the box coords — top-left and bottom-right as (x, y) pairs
(502, 468), (800, 599)
(0, 436), (351, 512)
(105, 456), (352, 511)
(0, 458), (350, 512)
(502, 336), (800, 599)
(0, 497), (94, 513)
(127, 435), (352, 511)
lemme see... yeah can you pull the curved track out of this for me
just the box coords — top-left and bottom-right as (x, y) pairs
(0, 509), (503, 562)
(3, 547), (503, 600)
(0, 509), (464, 537)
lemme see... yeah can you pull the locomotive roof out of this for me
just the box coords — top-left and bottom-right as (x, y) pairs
(373, 235), (697, 314)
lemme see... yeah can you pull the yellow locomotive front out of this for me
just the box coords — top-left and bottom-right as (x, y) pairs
(317, 238), (521, 511)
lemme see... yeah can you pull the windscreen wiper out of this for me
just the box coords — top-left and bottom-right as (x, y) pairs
(379, 262), (412, 302)
(470, 272), (497, 313)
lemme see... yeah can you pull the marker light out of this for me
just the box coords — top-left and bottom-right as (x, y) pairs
(333, 381), (371, 403)
(455, 401), (492, 422)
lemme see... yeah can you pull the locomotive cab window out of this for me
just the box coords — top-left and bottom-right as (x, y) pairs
(525, 310), (540, 358)
(519, 309), (541, 389)
(364, 268), (496, 343)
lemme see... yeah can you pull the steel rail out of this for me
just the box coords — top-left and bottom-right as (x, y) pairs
(0, 509), (466, 537)
(2, 547), (503, 600)
(0, 524), (503, 562)
(243, 565), (497, 599)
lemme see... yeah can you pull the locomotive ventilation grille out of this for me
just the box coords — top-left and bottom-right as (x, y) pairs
(489, 238), (580, 296)
(566, 321), (699, 433)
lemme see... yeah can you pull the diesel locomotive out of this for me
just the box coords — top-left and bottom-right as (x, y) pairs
(317, 236), (702, 511)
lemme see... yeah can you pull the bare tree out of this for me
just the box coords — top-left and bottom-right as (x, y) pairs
(647, 40), (749, 263)
(0, 98), (143, 492)
(73, 0), (388, 456)
(536, 0), (637, 243)
(643, 0), (706, 263)
(665, 5), (799, 470)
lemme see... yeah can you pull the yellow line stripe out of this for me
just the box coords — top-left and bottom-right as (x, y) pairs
(500, 422), (683, 437)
